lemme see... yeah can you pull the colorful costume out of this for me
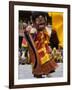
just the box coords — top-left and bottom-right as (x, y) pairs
(28, 29), (58, 75)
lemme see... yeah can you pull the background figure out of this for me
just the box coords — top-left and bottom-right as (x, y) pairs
(49, 29), (59, 49)
(46, 16), (59, 49)
(19, 11), (32, 64)
(19, 11), (32, 49)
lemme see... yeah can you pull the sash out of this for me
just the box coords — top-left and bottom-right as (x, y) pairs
(24, 32), (38, 68)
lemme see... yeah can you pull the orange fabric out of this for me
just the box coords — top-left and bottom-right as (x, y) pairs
(34, 30), (51, 64)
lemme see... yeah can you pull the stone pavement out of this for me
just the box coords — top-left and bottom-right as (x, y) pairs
(18, 63), (63, 79)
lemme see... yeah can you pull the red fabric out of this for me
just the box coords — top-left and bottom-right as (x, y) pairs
(22, 38), (27, 45)
(38, 51), (45, 59)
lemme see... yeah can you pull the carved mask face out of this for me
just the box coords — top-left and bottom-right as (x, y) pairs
(35, 15), (46, 31)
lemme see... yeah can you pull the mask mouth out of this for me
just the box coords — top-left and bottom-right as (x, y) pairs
(38, 23), (45, 28)
(39, 23), (45, 25)
(39, 24), (45, 27)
